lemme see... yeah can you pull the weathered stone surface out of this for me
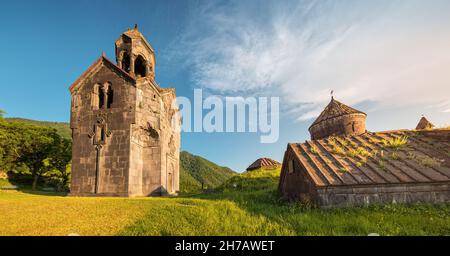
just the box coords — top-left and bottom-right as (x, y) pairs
(308, 97), (366, 140)
(69, 27), (180, 197)
(279, 119), (450, 207)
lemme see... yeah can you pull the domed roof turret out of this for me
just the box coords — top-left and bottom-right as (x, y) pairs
(309, 97), (366, 129)
(309, 97), (367, 140)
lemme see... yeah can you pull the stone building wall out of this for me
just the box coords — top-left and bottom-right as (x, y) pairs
(316, 183), (450, 208)
(70, 63), (136, 196)
(279, 144), (450, 208)
(278, 146), (319, 204)
(309, 113), (366, 140)
(70, 27), (180, 197)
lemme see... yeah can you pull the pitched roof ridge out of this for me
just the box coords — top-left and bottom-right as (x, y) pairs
(69, 54), (136, 93)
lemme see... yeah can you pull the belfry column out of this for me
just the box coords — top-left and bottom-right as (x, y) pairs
(129, 54), (136, 76)
(103, 84), (109, 109)
(117, 55), (123, 69)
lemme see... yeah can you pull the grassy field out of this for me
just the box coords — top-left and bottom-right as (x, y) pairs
(0, 169), (449, 236)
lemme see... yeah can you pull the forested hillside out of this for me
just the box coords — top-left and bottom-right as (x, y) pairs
(179, 151), (236, 192)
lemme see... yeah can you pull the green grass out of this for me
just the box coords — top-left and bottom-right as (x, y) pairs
(219, 168), (280, 192)
(0, 168), (449, 236)
(347, 147), (372, 159)
(418, 156), (441, 168)
(310, 145), (318, 154)
(381, 136), (408, 149)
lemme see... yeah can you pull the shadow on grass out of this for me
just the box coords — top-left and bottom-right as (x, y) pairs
(1, 173), (68, 197)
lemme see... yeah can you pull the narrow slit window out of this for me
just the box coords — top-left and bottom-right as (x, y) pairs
(106, 83), (113, 108)
(100, 127), (105, 142)
(98, 86), (104, 109)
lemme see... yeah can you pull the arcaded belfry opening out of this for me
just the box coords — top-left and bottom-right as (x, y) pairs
(134, 55), (147, 78)
(122, 52), (131, 73)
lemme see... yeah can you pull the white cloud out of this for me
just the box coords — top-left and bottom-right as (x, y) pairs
(172, 0), (450, 120)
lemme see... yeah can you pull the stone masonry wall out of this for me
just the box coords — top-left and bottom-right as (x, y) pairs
(279, 147), (319, 204)
(316, 183), (450, 208)
(70, 64), (136, 196)
(309, 114), (366, 140)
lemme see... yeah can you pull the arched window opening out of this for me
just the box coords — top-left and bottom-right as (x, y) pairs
(134, 55), (147, 78)
(100, 127), (106, 142)
(352, 122), (356, 132)
(106, 83), (113, 109)
(98, 85), (104, 109)
(122, 52), (131, 73)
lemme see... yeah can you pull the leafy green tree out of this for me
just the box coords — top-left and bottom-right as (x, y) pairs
(48, 137), (72, 190)
(0, 119), (23, 173)
(16, 125), (60, 190)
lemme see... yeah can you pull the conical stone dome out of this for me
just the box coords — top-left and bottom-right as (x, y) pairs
(309, 97), (367, 140)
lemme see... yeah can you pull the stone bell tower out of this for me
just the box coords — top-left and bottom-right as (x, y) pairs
(69, 26), (180, 197)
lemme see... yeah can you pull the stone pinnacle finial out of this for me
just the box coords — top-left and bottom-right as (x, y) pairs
(134, 24), (138, 30)
(331, 90), (334, 100)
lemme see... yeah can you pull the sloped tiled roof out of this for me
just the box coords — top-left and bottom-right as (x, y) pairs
(247, 158), (281, 171)
(416, 116), (435, 130)
(288, 129), (450, 187)
(309, 98), (366, 129)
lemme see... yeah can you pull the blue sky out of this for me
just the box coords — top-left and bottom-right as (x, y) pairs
(0, 0), (449, 172)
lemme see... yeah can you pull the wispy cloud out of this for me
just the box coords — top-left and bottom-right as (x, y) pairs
(170, 0), (450, 120)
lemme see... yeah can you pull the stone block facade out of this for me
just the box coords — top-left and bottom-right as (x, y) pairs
(69, 26), (180, 197)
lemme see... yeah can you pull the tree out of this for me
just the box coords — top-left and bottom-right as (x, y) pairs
(48, 136), (72, 190)
(0, 109), (5, 118)
(0, 119), (23, 173)
(16, 125), (60, 190)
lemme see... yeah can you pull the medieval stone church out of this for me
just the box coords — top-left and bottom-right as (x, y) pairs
(69, 26), (180, 197)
